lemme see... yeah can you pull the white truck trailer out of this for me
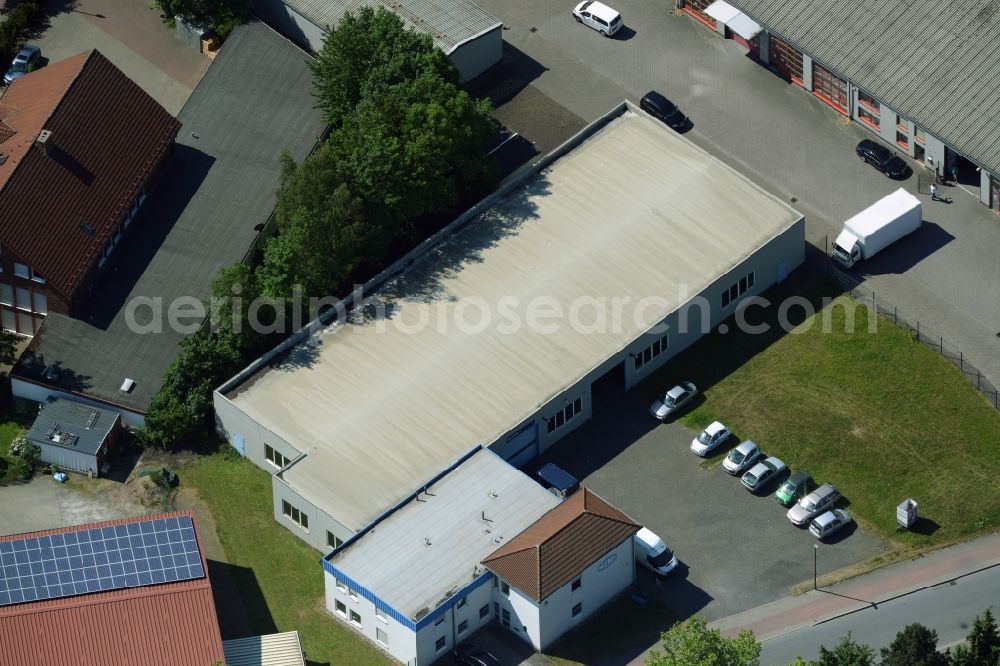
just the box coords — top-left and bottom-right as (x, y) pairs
(831, 189), (922, 268)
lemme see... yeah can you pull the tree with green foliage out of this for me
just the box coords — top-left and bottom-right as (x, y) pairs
(881, 623), (948, 666)
(951, 609), (1000, 666)
(310, 6), (457, 127)
(153, 0), (250, 38)
(646, 616), (760, 666)
(0, 328), (21, 366)
(813, 632), (875, 666)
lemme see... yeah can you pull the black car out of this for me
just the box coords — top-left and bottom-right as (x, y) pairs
(454, 644), (501, 666)
(640, 91), (688, 131)
(856, 139), (907, 179)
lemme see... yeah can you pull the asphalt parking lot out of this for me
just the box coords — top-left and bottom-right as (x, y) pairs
(535, 375), (887, 623)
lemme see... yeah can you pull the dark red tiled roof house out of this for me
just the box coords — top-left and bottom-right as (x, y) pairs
(0, 50), (180, 335)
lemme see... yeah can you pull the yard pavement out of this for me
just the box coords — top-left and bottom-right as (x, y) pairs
(478, 0), (1000, 393)
(28, 0), (210, 115)
(0, 476), (136, 536)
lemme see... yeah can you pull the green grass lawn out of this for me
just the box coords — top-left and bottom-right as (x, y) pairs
(181, 453), (393, 666)
(645, 284), (1000, 547)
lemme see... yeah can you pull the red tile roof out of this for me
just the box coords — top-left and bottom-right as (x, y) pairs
(0, 50), (180, 303)
(482, 489), (640, 602)
(0, 511), (225, 666)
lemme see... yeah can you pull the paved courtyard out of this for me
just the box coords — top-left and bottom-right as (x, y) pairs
(0, 477), (130, 536)
(479, 0), (1000, 391)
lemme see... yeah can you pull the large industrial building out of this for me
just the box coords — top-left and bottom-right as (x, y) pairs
(253, 0), (504, 81)
(214, 101), (806, 553)
(679, 0), (1000, 212)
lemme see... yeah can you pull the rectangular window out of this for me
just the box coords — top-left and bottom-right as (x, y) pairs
(375, 607), (387, 623)
(858, 90), (880, 113)
(858, 106), (880, 129)
(896, 130), (909, 149)
(457, 620), (468, 634)
(335, 578), (347, 593)
(722, 271), (755, 308)
(335, 599), (347, 616)
(435, 637), (446, 652)
(32, 292), (47, 315)
(572, 578), (582, 591)
(265, 444), (289, 469)
(896, 115), (908, 131)
(572, 602), (583, 617)
(739, 276), (748, 294)
(0, 284), (12, 306)
(327, 531), (343, 550)
(914, 127), (926, 144)
(721, 289), (730, 307)
(376, 627), (388, 646)
(13, 263), (28, 279)
(479, 604), (490, 619)
(729, 284), (738, 302)
(350, 610), (361, 626)
(1, 309), (13, 331)
(348, 587), (358, 602)
(282, 500), (309, 531)
(747, 271), (755, 289)
(500, 581), (510, 596)
(457, 597), (467, 609)
(29, 269), (44, 284)
(546, 396), (584, 434)
(15, 287), (30, 311)
(434, 616), (445, 627)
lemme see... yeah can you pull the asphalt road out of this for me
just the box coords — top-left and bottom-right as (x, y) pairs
(760, 566), (1000, 664)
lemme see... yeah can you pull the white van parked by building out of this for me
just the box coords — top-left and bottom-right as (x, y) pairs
(633, 527), (678, 576)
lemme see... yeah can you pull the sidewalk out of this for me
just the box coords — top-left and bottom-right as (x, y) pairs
(711, 532), (1000, 643)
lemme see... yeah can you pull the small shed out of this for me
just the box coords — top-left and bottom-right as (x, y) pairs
(222, 631), (305, 666)
(26, 399), (122, 475)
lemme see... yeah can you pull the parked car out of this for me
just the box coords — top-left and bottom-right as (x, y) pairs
(722, 440), (763, 476)
(774, 470), (814, 507)
(572, 0), (623, 37)
(809, 509), (852, 540)
(787, 483), (840, 526)
(740, 456), (787, 492)
(640, 91), (688, 131)
(634, 527), (678, 576)
(856, 139), (907, 179)
(455, 644), (501, 666)
(690, 421), (731, 457)
(649, 381), (697, 420)
(535, 462), (580, 499)
(4, 45), (41, 85)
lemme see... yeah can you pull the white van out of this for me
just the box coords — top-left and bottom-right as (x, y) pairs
(633, 527), (678, 576)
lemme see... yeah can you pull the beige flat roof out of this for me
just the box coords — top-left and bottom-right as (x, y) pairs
(228, 108), (802, 531)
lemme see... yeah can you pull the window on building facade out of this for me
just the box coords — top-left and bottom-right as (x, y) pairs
(434, 616), (445, 626)
(479, 604), (490, 619)
(457, 597), (467, 609)
(350, 610), (362, 626)
(348, 586), (358, 602)
(857, 107), (880, 130)
(896, 115), (908, 131)
(32, 292), (47, 315)
(572, 602), (583, 617)
(858, 90), (880, 113)
(13, 263), (28, 279)
(546, 396), (584, 434)
(15, 287), (30, 312)
(0, 284), (12, 306)
(571, 578), (582, 591)
(914, 127), (926, 144)
(335, 578), (347, 593)
(435, 637), (447, 652)
(376, 627), (388, 646)
(265, 444), (290, 469)
(327, 531), (343, 550)
(720, 271), (755, 308)
(457, 620), (469, 635)
(375, 607), (387, 623)
(896, 130), (909, 149)
(281, 500), (308, 531)
(500, 580), (510, 596)
(29, 269), (44, 284)
(335, 599), (347, 616)
(633, 333), (669, 371)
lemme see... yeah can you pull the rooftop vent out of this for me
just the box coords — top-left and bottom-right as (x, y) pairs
(423, 537), (432, 547)
(120, 378), (136, 393)
(36, 129), (52, 154)
(85, 410), (99, 429)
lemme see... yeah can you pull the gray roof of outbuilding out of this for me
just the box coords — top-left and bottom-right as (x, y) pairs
(726, 0), (1000, 174)
(12, 21), (325, 413)
(25, 399), (118, 456)
(283, 0), (502, 53)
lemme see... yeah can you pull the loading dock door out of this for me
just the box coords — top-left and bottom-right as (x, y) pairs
(504, 423), (538, 468)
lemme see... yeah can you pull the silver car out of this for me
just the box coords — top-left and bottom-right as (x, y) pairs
(787, 483), (840, 526)
(649, 381), (697, 421)
(809, 509), (852, 540)
(740, 456), (786, 492)
(722, 440), (762, 476)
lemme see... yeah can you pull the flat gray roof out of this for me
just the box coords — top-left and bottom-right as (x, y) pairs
(727, 0), (1000, 174)
(283, 0), (502, 53)
(226, 106), (802, 532)
(13, 22), (326, 412)
(26, 399), (118, 456)
(326, 448), (559, 620)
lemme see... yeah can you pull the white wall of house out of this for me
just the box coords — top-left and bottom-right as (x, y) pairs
(493, 579), (543, 648)
(324, 568), (415, 663)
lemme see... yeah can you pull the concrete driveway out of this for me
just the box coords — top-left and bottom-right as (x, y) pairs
(0, 477), (130, 536)
(25, 0), (210, 115)
(534, 377), (886, 624)
(478, 0), (1000, 391)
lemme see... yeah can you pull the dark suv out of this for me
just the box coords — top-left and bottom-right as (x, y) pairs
(856, 139), (907, 179)
(640, 91), (688, 131)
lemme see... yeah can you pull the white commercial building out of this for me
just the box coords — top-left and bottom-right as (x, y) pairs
(323, 447), (639, 663)
(214, 101), (806, 552)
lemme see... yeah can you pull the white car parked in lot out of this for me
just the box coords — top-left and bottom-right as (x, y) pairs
(722, 440), (763, 476)
(690, 421), (731, 457)
(572, 1), (623, 37)
(809, 509), (852, 540)
(740, 456), (787, 492)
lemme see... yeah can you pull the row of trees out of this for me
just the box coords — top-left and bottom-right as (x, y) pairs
(646, 610), (1000, 666)
(143, 8), (497, 447)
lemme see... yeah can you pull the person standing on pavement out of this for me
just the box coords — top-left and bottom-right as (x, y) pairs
(930, 183), (938, 200)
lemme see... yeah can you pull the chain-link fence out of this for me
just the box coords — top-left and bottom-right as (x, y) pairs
(829, 265), (1000, 411)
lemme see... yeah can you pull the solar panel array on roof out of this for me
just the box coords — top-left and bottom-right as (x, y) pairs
(0, 515), (204, 606)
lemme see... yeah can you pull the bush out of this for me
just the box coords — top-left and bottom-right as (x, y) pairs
(0, 2), (41, 69)
(7, 436), (40, 481)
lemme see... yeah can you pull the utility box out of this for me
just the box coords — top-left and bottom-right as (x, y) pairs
(897, 498), (918, 529)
